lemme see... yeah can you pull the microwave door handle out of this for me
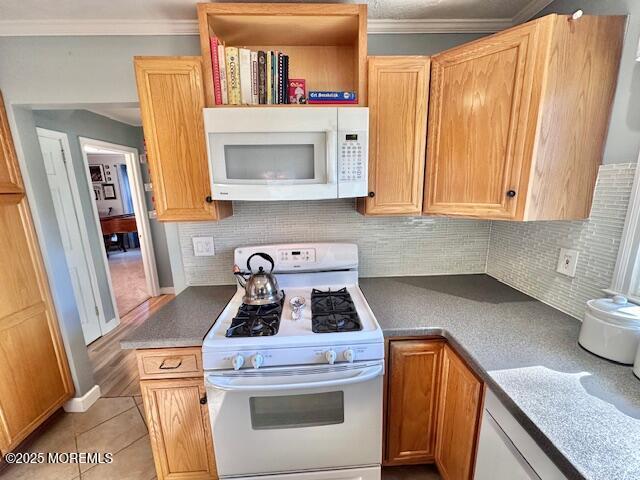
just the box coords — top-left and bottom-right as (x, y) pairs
(206, 364), (383, 392)
(325, 129), (337, 185)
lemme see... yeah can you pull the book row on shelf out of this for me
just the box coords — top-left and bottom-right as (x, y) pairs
(209, 35), (358, 106)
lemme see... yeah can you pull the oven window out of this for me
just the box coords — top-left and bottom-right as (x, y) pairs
(249, 391), (344, 430)
(224, 144), (315, 180)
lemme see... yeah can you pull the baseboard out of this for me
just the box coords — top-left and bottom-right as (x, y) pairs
(159, 287), (175, 295)
(63, 384), (101, 413)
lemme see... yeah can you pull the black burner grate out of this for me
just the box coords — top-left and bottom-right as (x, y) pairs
(225, 295), (284, 338)
(311, 287), (362, 333)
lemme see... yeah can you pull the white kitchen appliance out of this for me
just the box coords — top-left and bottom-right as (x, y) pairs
(204, 107), (368, 201)
(202, 243), (384, 480)
(579, 295), (640, 364)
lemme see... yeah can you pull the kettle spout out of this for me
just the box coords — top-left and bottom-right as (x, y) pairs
(233, 265), (247, 289)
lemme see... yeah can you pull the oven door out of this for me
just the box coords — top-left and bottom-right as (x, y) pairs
(205, 361), (384, 478)
(205, 107), (338, 201)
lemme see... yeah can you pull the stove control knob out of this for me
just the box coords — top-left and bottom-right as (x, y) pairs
(251, 353), (264, 369)
(343, 349), (355, 363)
(232, 354), (244, 371)
(325, 350), (337, 365)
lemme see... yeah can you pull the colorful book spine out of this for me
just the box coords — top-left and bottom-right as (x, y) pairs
(307, 91), (357, 104)
(239, 48), (252, 105)
(210, 36), (222, 105)
(217, 44), (228, 105)
(283, 55), (289, 104)
(250, 51), (259, 105)
(288, 78), (306, 104)
(258, 51), (267, 104)
(272, 51), (278, 104)
(225, 47), (241, 105)
(266, 51), (272, 105)
(277, 53), (284, 104)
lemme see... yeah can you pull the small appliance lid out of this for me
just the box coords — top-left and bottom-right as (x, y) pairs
(586, 296), (640, 327)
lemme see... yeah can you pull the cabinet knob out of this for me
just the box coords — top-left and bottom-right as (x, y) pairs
(506, 190), (516, 198)
(200, 395), (207, 405)
(368, 192), (375, 198)
(205, 196), (213, 203)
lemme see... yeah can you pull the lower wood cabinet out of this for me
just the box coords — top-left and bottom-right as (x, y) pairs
(385, 340), (484, 480)
(385, 339), (443, 464)
(137, 349), (217, 480)
(435, 345), (484, 480)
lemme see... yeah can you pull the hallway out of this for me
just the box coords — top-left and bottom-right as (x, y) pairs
(108, 248), (149, 317)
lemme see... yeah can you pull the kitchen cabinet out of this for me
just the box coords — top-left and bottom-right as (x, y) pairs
(0, 91), (74, 454)
(435, 344), (484, 480)
(0, 93), (22, 194)
(134, 56), (232, 222)
(424, 14), (625, 220)
(137, 348), (218, 480)
(358, 56), (430, 216)
(385, 340), (443, 464)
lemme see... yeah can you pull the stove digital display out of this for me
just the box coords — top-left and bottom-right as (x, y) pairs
(291, 251), (301, 255)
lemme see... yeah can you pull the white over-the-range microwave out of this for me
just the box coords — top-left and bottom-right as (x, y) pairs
(204, 107), (368, 201)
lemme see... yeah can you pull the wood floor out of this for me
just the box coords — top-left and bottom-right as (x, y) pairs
(88, 295), (174, 397)
(108, 248), (150, 317)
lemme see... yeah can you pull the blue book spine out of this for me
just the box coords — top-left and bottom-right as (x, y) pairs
(308, 91), (357, 101)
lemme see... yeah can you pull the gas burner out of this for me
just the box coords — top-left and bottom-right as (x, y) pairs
(311, 288), (362, 333)
(225, 295), (285, 338)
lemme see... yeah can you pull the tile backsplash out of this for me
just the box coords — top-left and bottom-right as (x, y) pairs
(179, 200), (491, 285)
(487, 163), (635, 319)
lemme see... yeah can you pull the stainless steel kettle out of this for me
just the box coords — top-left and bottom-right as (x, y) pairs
(233, 252), (283, 306)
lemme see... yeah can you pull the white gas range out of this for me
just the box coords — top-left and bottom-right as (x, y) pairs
(203, 243), (384, 480)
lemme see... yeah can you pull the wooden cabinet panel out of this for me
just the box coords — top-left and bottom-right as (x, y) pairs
(0, 92), (23, 194)
(360, 56), (429, 215)
(425, 20), (546, 220)
(141, 378), (217, 480)
(134, 57), (232, 222)
(435, 345), (483, 480)
(0, 194), (73, 453)
(386, 340), (443, 464)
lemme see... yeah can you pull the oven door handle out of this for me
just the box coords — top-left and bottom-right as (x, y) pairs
(206, 364), (383, 392)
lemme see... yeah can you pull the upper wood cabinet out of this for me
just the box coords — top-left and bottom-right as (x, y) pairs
(435, 345), (483, 480)
(0, 93), (23, 195)
(134, 56), (232, 222)
(385, 339), (443, 465)
(358, 56), (430, 215)
(141, 377), (218, 480)
(424, 14), (625, 221)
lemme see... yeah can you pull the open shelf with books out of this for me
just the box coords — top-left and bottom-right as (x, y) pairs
(197, 3), (367, 107)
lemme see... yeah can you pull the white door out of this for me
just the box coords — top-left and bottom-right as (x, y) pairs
(38, 133), (103, 344)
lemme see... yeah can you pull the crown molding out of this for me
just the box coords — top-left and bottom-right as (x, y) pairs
(0, 0), (553, 36)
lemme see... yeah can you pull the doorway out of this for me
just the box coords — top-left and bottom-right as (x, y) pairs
(78, 137), (160, 319)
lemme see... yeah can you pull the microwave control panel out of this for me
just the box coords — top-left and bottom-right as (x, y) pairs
(337, 108), (368, 198)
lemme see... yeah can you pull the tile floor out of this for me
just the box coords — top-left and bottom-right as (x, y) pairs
(0, 396), (155, 480)
(108, 248), (150, 317)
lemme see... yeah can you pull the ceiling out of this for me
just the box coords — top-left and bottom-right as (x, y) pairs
(87, 107), (142, 127)
(0, 0), (553, 35)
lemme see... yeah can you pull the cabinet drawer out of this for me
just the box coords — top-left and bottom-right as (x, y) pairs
(137, 348), (203, 380)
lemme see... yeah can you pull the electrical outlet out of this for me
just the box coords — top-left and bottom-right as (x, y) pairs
(193, 236), (215, 257)
(556, 248), (579, 277)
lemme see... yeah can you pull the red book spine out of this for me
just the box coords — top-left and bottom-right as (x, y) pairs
(210, 36), (222, 105)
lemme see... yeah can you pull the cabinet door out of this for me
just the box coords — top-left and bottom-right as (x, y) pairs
(436, 345), (484, 480)
(424, 20), (548, 219)
(361, 56), (429, 215)
(135, 57), (232, 222)
(386, 340), (443, 464)
(141, 378), (217, 480)
(0, 194), (74, 453)
(0, 92), (23, 194)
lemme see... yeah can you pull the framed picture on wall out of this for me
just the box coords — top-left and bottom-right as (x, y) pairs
(93, 185), (103, 201)
(89, 164), (105, 183)
(103, 183), (117, 200)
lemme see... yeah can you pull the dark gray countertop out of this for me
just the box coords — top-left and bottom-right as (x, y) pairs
(120, 275), (640, 479)
(359, 275), (640, 480)
(120, 285), (236, 349)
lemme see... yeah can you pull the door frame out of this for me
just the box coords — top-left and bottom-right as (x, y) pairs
(78, 136), (161, 300)
(35, 127), (112, 339)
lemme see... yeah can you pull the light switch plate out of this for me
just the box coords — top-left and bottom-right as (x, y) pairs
(556, 248), (579, 277)
(148, 210), (157, 219)
(193, 236), (215, 257)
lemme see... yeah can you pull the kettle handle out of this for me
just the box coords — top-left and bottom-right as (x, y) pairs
(247, 252), (275, 272)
